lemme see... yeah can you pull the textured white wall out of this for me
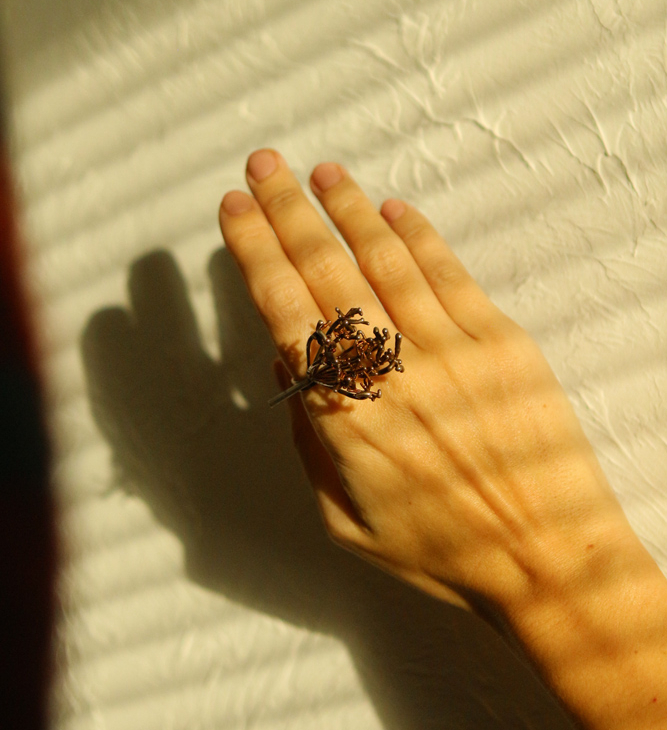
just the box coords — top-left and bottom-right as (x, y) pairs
(2, 0), (667, 728)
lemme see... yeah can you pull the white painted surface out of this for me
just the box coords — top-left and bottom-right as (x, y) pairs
(2, 0), (666, 728)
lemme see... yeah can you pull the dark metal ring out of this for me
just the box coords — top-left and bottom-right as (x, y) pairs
(269, 307), (404, 408)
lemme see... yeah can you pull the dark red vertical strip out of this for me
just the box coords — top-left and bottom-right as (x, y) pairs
(0, 144), (57, 730)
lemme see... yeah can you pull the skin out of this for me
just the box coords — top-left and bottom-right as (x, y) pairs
(219, 149), (667, 729)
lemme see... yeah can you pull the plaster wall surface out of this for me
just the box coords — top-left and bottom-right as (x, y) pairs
(2, 0), (667, 728)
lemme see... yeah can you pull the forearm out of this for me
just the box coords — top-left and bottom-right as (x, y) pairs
(501, 517), (667, 729)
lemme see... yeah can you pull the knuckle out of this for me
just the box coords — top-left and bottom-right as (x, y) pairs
(223, 216), (268, 252)
(400, 218), (432, 243)
(318, 496), (373, 552)
(323, 516), (358, 550)
(235, 223), (268, 248)
(263, 186), (301, 216)
(428, 259), (466, 290)
(328, 190), (365, 219)
(362, 244), (408, 282)
(301, 248), (348, 287)
(257, 277), (303, 322)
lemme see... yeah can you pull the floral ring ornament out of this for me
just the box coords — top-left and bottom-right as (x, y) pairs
(268, 307), (404, 408)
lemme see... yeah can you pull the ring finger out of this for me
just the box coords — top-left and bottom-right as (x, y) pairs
(309, 163), (452, 348)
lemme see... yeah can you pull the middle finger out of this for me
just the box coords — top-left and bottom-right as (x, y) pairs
(245, 149), (389, 328)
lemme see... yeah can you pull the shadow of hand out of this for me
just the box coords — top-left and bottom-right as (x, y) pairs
(81, 249), (575, 730)
(82, 248), (353, 625)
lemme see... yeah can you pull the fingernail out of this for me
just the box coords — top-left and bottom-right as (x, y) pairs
(311, 162), (343, 193)
(247, 149), (278, 182)
(380, 198), (406, 223)
(222, 190), (253, 215)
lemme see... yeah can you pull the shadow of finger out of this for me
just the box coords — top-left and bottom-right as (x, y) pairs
(209, 246), (277, 405)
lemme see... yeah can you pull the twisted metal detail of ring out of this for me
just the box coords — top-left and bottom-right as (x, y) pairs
(268, 307), (404, 408)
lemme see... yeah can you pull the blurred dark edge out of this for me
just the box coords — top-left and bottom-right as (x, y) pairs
(0, 36), (57, 730)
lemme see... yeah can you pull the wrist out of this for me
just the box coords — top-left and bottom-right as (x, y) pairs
(502, 517), (667, 729)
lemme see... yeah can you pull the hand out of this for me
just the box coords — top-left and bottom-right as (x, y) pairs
(218, 149), (630, 610)
(219, 150), (667, 730)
